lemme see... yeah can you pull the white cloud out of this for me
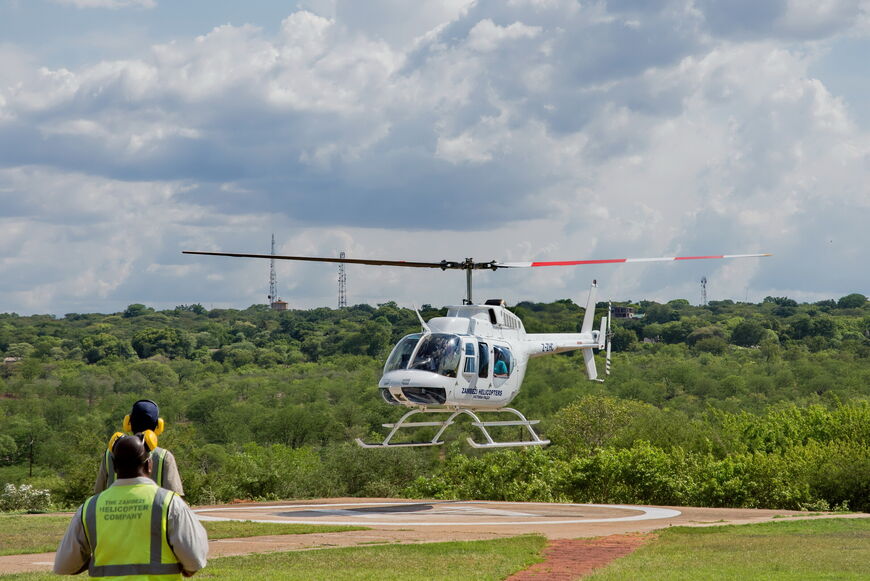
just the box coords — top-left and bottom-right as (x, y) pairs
(466, 19), (541, 52)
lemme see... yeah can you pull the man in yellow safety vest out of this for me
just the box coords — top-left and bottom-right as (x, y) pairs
(54, 435), (208, 578)
(94, 400), (184, 496)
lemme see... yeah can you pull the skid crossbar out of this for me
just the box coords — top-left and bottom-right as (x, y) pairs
(355, 407), (549, 449)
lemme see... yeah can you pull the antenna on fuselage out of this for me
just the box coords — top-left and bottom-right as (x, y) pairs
(413, 305), (431, 334)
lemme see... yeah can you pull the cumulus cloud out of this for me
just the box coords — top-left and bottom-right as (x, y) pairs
(0, 1), (867, 313)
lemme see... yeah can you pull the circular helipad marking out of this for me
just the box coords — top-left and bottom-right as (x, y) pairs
(195, 501), (681, 526)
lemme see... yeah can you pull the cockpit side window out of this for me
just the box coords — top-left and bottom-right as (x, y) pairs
(493, 345), (513, 378)
(478, 342), (489, 378)
(384, 333), (422, 372)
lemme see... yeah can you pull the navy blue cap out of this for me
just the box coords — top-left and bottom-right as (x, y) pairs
(130, 399), (159, 433)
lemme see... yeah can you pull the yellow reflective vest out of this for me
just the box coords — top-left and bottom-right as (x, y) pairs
(82, 483), (182, 580)
(106, 448), (167, 488)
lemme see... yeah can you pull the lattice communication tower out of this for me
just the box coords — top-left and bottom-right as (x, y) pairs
(700, 276), (708, 307)
(338, 251), (347, 308)
(268, 234), (278, 303)
(268, 234), (287, 310)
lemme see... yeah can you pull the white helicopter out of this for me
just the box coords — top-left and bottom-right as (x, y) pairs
(183, 250), (770, 448)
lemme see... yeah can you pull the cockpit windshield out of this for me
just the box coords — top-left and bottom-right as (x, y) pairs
(384, 333), (422, 372)
(409, 333), (462, 378)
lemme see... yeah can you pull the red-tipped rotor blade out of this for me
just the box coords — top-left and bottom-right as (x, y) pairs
(495, 253), (771, 268)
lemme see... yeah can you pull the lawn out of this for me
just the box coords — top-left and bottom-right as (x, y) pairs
(588, 518), (870, 580)
(0, 535), (547, 581)
(0, 514), (365, 556)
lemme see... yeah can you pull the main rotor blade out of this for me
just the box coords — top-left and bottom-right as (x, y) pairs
(182, 250), (452, 269)
(495, 253), (771, 268)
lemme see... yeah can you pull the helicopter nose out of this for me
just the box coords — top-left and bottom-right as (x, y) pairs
(380, 370), (451, 405)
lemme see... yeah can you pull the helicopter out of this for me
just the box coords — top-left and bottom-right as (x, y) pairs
(183, 250), (770, 448)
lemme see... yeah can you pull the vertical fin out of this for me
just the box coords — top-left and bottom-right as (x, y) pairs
(580, 280), (598, 335)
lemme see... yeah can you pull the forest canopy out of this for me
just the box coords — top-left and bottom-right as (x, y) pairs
(0, 292), (867, 511)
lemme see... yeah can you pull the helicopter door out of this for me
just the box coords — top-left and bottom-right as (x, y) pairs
(460, 341), (479, 397)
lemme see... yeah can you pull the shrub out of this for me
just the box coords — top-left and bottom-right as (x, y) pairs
(406, 447), (565, 502)
(0, 483), (52, 513)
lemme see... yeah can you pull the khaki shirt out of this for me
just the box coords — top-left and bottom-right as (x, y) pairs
(94, 448), (185, 496)
(54, 477), (208, 575)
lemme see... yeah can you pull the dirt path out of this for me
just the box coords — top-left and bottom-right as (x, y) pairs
(507, 534), (651, 580)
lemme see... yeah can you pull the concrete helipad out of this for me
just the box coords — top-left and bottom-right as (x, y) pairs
(192, 497), (864, 540)
(195, 500), (682, 527)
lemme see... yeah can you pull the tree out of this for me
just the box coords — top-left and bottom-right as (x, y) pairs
(123, 304), (154, 318)
(131, 328), (192, 359)
(609, 326), (637, 352)
(548, 395), (650, 455)
(837, 294), (867, 309)
(660, 321), (694, 344)
(643, 303), (678, 324)
(175, 304), (207, 315)
(0, 434), (17, 465)
(5, 343), (34, 359)
(694, 337), (728, 354)
(643, 323), (663, 341)
(81, 333), (135, 363)
(687, 326), (725, 346)
(810, 316), (837, 339)
(764, 296), (798, 307)
(32, 336), (65, 360)
(731, 320), (766, 347)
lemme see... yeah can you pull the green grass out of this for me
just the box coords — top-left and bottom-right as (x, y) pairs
(0, 516), (71, 557)
(0, 515), (365, 556)
(0, 535), (547, 580)
(200, 520), (365, 540)
(587, 518), (870, 581)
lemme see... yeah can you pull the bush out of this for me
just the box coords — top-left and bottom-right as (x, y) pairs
(558, 442), (690, 505)
(0, 483), (52, 513)
(406, 447), (565, 502)
(548, 395), (651, 455)
(184, 443), (328, 503)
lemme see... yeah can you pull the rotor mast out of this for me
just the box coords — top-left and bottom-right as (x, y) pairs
(454, 258), (497, 305)
(465, 259), (473, 304)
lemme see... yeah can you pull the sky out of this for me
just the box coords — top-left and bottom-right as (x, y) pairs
(0, 0), (868, 316)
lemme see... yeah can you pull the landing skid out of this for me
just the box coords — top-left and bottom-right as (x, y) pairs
(355, 407), (550, 449)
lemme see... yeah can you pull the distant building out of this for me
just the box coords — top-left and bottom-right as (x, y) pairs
(270, 300), (288, 311)
(612, 306), (636, 319)
(3, 357), (21, 365)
